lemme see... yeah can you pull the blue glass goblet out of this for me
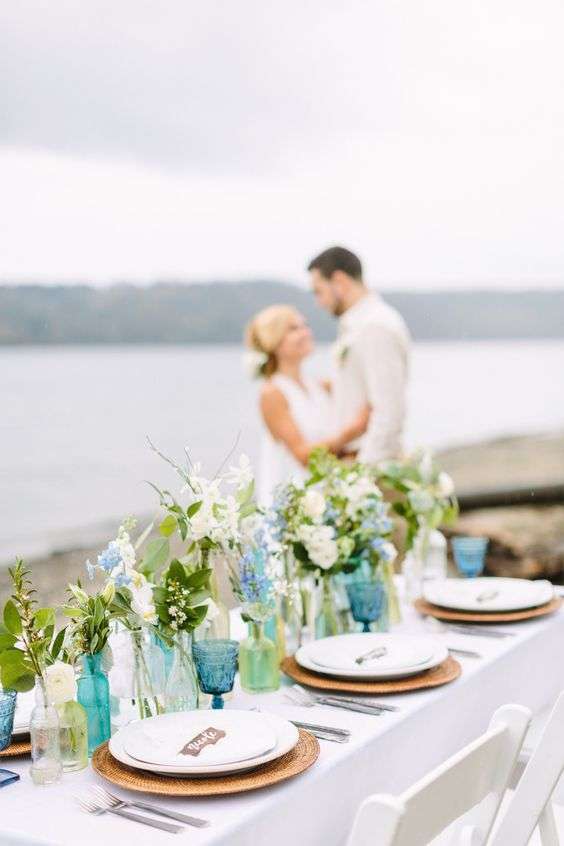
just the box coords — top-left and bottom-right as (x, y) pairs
(346, 580), (385, 633)
(192, 640), (239, 709)
(452, 536), (489, 578)
(0, 689), (17, 751)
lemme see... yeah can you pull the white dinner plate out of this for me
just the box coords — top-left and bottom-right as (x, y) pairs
(108, 711), (299, 777)
(295, 634), (448, 680)
(424, 578), (554, 612)
(122, 710), (277, 768)
(304, 634), (433, 673)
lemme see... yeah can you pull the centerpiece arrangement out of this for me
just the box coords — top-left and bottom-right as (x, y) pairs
(379, 449), (459, 600)
(269, 449), (398, 639)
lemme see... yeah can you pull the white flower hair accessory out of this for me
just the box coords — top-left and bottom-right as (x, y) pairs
(242, 350), (269, 379)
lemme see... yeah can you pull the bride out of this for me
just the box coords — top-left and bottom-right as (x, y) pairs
(245, 304), (370, 503)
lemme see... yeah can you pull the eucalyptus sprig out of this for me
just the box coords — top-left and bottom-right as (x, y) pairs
(0, 559), (66, 692)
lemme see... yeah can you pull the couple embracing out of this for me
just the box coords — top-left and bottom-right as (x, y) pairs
(245, 246), (411, 503)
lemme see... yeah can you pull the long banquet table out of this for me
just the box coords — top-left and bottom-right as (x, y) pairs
(3, 593), (564, 846)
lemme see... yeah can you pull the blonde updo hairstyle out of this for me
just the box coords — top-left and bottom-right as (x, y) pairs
(245, 304), (299, 378)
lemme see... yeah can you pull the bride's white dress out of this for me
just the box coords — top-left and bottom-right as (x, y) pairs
(258, 373), (334, 504)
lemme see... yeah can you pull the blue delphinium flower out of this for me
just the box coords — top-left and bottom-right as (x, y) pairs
(97, 541), (122, 573)
(114, 572), (132, 588)
(239, 548), (272, 605)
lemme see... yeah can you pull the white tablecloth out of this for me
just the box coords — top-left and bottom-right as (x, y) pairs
(3, 597), (564, 846)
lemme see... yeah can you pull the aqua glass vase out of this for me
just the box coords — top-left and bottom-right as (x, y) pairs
(346, 579), (385, 632)
(0, 689), (16, 751)
(192, 639), (239, 709)
(77, 653), (111, 756)
(56, 699), (88, 772)
(314, 576), (342, 639)
(164, 631), (199, 712)
(239, 621), (280, 694)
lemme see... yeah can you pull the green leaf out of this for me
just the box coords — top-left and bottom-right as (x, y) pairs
(0, 633), (17, 652)
(185, 568), (212, 591)
(159, 515), (177, 537)
(1, 662), (35, 692)
(0, 649), (26, 668)
(51, 628), (66, 661)
(187, 588), (209, 607)
(186, 500), (202, 519)
(167, 559), (187, 584)
(3, 600), (22, 636)
(140, 537), (170, 574)
(292, 542), (310, 564)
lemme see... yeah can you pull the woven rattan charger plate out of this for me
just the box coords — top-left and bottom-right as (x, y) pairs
(415, 596), (563, 623)
(0, 738), (31, 757)
(281, 655), (460, 694)
(92, 729), (319, 797)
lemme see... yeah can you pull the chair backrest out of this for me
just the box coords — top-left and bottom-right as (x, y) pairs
(490, 690), (564, 846)
(346, 704), (531, 846)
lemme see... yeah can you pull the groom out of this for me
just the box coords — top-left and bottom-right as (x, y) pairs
(308, 246), (411, 464)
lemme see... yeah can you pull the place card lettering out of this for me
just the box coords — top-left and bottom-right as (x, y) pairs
(179, 727), (227, 757)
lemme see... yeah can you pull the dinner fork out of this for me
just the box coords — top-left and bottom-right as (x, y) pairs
(291, 684), (400, 712)
(92, 785), (210, 828)
(285, 686), (386, 716)
(76, 795), (183, 833)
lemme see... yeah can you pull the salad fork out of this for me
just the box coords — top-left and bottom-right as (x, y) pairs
(76, 795), (182, 833)
(92, 785), (209, 828)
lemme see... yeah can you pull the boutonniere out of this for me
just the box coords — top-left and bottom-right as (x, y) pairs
(332, 337), (350, 366)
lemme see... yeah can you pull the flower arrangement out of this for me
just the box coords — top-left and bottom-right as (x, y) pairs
(378, 449), (458, 550)
(0, 559), (65, 692)
(271, 449), (397, 578)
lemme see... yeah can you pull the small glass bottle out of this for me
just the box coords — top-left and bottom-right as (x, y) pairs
(239, 621), (280, 694)
(30, 678), (63, 786)
(164, 631), (199, 712)
(56, 698), (88, 773)
(314, 576), (341, 639)
(77, 653), (111, 756)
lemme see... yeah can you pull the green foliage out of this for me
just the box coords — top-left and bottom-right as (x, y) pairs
(0, 559), (65, 691)
(153, 561), (211, 635)
(140, 537), (170, 577)
(64, 581), (128, 657)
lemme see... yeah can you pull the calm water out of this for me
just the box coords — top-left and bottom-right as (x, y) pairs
(2, 341), (564, 563)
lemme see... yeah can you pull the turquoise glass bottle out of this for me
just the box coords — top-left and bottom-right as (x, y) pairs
(77, 653), (111, 756)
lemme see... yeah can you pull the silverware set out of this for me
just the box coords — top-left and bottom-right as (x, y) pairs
(285, 683), (399, 717)
(76, 785), (210, 833)
(289, 719), (351, 743)
(426, 617), (515, 640)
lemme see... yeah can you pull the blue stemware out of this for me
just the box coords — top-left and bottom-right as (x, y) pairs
(0, 690), (17, 751)
(346, 580), (385, 633)
(452, 536), (489, 578)
(192, 640), (239, 709)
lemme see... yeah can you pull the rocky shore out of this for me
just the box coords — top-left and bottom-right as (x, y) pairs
(2, 430), (563, 606)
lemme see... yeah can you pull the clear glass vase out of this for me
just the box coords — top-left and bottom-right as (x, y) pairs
(108, 626), (165, 730)
(30, 678), (62, 786)
(239, 622), (280, 694)
(164, 631), (200, 712)
(314, 576), (342, 639)
(280, 551), (304, 652)
(77, 653), (111, 756)
(194, 569), (230, 641)
(56, 699), (88, 772)
(403, 527), (428, 602)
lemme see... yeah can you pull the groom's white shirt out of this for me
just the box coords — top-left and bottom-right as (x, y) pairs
(333, 291), (410, 463)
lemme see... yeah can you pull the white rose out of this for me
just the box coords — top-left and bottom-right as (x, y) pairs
(45, 661), (76, 705)
(302, 490), (326, 521)
(437, 472), (455, 498)
(309, 539), (339, 570)
(380, 541), (398, 563)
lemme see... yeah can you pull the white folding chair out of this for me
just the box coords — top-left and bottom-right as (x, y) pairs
(346, 704), (531, 846)
(490, 690), (564, 846)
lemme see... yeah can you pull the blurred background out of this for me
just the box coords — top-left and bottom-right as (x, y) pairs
(1, 1), (563, 595)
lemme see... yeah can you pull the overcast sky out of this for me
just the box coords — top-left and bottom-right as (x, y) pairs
(1, 0), (564, 288)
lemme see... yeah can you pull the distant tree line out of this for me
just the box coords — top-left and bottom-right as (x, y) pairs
(0, 281), (562, 344)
